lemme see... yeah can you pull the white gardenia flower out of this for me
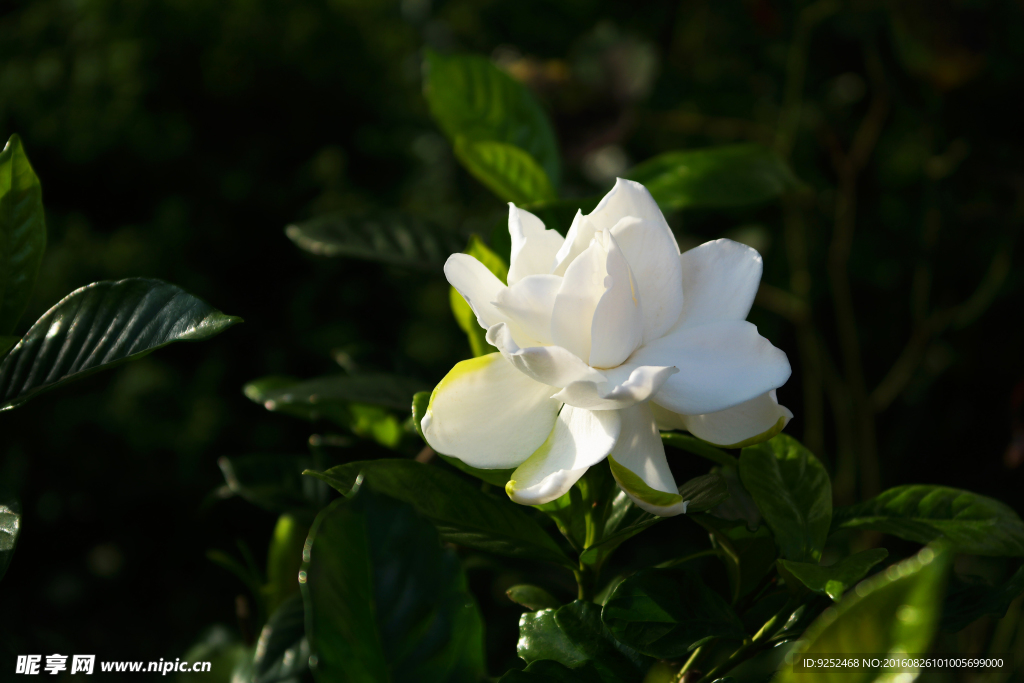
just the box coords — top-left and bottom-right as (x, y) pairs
(421, 178), (792, 517)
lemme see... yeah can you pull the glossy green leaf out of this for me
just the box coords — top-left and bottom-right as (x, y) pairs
(626, 144), (799, 211)
(0, 135), (46, 335)
(775, 545), (950, 683)
(449, 235), (507, 357)
(601, 568), (746, 658)
(778, 548), (889, 601)
(0, 500), (21, 582)
(662, 433), (737, 468)
(306, 459), (574, 567)
(301, 485), (486, 683)
(284, 211), (463, 271)
(424, 50), (561, 187)
(0, 278), (239, 412)
(706, 464), (761, 532)
(0, 335), (17, 359)
(739, 434), (831, 562)
(693, 514), (777, 603)
(251, 594), (311, 683)
(678, 472), (729, 513)
(831, 485), (1024, 556)
(941, 564), (1024, 632)
(508, 585), (561, 611)
(266, 512), (313, 615)
(454, 137), (556, 204)
(518, 601), (651, 683)
(218, 454), (318, 513)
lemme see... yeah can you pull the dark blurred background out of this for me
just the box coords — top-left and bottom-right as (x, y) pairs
(0, 0), (1022, 676)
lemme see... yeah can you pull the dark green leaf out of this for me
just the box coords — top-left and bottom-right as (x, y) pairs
(739, 434), (831, 562)
(306, 459), (573, 567)
(0, 135), (46, 335)
(662, 433), (737, 468)
(266, 512), (313, 616)
(941, 564), (1024, 632)
(706, 464), (761, 532)
(693, 514), (777, 603)
(411, 390), (430, 441)
(179, 627), (251, 683)
(775, 545), (950, 683)
(626, 144), (799, 211)
(831, 485), (1024, 556)
(677, 472), (729, 513)
(284, 211), (463, 271)
(0, 278), (240, 411)
(453, 138), (556, 204)
(424, 50), (561, 187)
(245, 373), (427, 413)
(218, 454), (317, 513)
(0, 500), (21, 582)
(252, 594), (311, 683)
(777, 548), (889, 601)
(507, 585), (561, 611)
(518, 601), (651, 683)
(602, 568), (746, 658)
(499, 660), (598, 683)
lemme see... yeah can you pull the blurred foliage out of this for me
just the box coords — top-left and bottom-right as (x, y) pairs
(0, 0), (1022, 678)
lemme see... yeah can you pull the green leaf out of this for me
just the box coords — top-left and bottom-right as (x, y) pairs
(662, 433), (737, 468)
(677, 472), (729, 513)
(454, 138), (556, 204)
(831, 485), (1024, 556)
(775, 545), (950, 683)
(217, 454), (318, 513)
(251, 594), (311, 683)
(738, 434), (831, 562)
(601, 568), (746, 658)
(626, 144), (799, 212)
(0, 278), (239, 412)
(0, 335), (17, 359)
(424, 50), (561, 187)
(284, 210), (463, 271)
(499, 660), (598, 682)
(411, 390), (430, 441)
(777, 548), (890, 601)
(692, 514), (778, 603)
(0, 135), (46, 335)
(508, 584), (561, 611)
(266, 512), (313, 615)
(518, 601), (652, 683)
(306, 459), (574, 568)
(179, 627), (252, 683)
(941, 564), (1024, 632)
(301, 485), (486, 683)
(449, 235), (508, 357)
(706, 464), (761, 532)
(0, 500), (21, 582)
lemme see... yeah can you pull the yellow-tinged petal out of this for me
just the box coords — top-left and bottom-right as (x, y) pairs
(607, 403), (685, 517)
(652, 390), (792, 448)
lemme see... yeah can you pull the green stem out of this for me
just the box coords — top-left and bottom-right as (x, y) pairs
(692, 598), (799, 683)
(673, 645), (705, 682)
(656, 549), (719, 569)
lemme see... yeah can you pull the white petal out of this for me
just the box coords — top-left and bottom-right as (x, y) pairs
(493, 273), (561, 346)
(607, 403), (685, 516)
(506, 406), (622, 505)
(631, 320), (791, 415)
(421, 353), (561, 469)
(654, 390), (793, 448)
(553, 364), (678, 411)
(676, 239), (763, 329)
(609, 215), (683, 342)
(508, 205), (565, 285)
(444, 253), (507, 330)
(487, 323), (605, 388)
(552, 210), (598, 277)
(551, 231), (643, 368)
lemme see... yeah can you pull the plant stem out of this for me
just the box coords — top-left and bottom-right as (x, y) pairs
(692, 599), (798, 683)
(656, 549), (719, 569)
(673, 645), (705, 682)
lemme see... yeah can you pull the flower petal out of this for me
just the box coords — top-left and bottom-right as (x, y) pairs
(554, 364), (678, 410)
(508, 204), (565, 285)
(631, 320), (791, 415)
(487, 323), (605, 388)
(493, 273), (561, 346)
(677, 239), (763, 329)
(506, 406), (622, 505)
(444, 253), (507, 330)
(652, 390), (793, 448)
(607, 403), (685, 516)
(551, 231), (643, 368)
(421, 353), (561, 469)
(609, 215), (683, 342)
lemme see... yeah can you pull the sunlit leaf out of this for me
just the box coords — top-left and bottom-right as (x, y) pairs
(831, 485), (1024, 556)
(424, 50), (561, 187)
(0, 278), (240, 411)
(739, 434), (831, 562)
(0, 135), (46, 335)
(602, 568), (745, 658)
(306, 459), (574, 568)
(301, 485), (485, 682)
(778, 548), (889, 601)
(626, 144), (799, 211)
(266, 513), (313, 616)
(284, 211), (463, 271)
(508, 584), (561, 611)
(454, 138), (556, 204)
